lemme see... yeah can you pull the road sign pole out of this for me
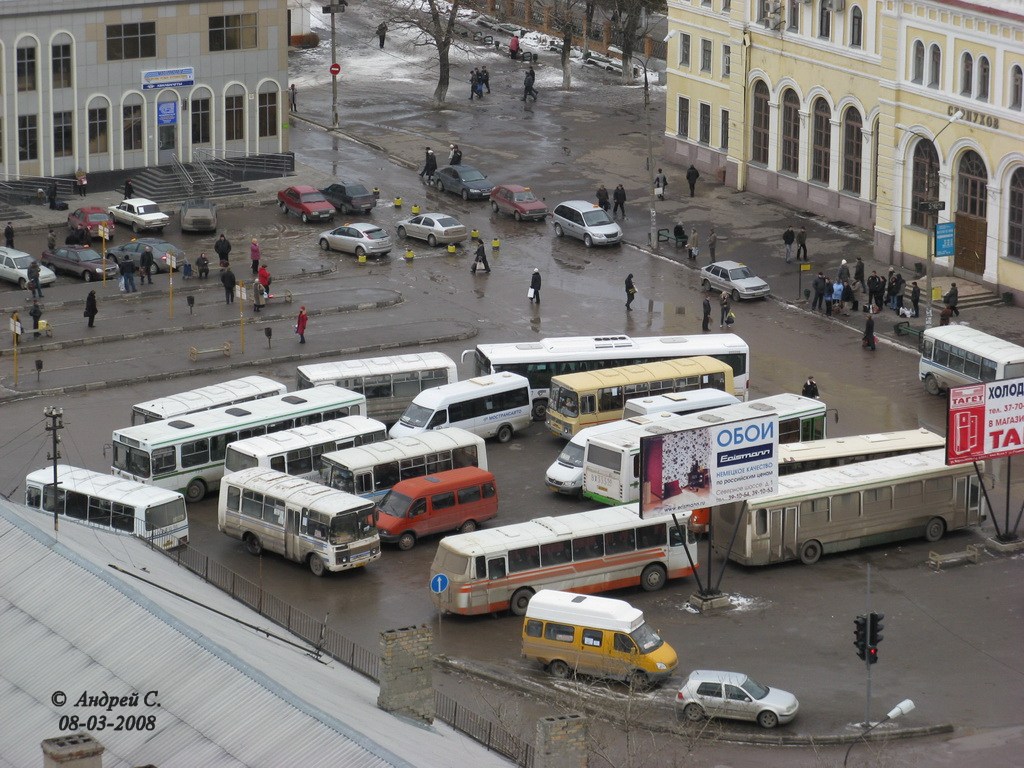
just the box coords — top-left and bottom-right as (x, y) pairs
(330, 10), (338, 127)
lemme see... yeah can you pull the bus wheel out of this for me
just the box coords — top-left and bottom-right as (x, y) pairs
(640, 563), (667, 591)
(924, 516), (946, 543)
(398, 532), (417, 551)
(309, 554), (326, 577)
(458, 519), (478, 534)
(496, 424), (514, 443)
(799, 539), (822, 565)
(244, 533), (262, 556)
(549, 659), (571, 679)
(509, 587), (534, 616)
(185, 479), (207, 504)
(628, 670), (650, 691)
(531, 400), (548, 421)
(924, 375), (942, 396)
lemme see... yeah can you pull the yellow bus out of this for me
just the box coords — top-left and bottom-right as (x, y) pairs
(545, 356), (735, 439)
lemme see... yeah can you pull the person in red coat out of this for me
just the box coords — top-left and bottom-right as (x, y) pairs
(296, 306), (308, 344)
(257, 264), (271, 294)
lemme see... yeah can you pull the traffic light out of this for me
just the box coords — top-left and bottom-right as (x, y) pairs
(868, 612), (884, 664)
(854, 615), (868, 660)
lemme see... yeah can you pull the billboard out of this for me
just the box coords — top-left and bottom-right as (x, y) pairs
(639, 415), (779, 518)
(947, 376), (1024, 464)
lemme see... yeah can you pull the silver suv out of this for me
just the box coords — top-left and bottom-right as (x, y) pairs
(552, 200), (622, 247)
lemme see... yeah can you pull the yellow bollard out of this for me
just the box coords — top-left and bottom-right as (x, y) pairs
(447, 243), (457, 254)
(470, 229), (480, 240)
(491, 237), (501, 250)
(358, 253), (367, 264)
(394, 196), (403, 208)
(411, 203), (421, 214)
(404, 248), (415, 261)
(372, 187), (381, 199)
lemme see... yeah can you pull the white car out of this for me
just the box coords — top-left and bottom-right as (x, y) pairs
(676, 670), (799, 729)
(0, 248), (56, 288)
(107, 198), (170, 234)
(395, 213), (468, 246)
(318, 223), (393, 258)
(700, 260), (771, 301)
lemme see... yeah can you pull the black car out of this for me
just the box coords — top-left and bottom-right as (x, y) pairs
(319, 182), (377, 215)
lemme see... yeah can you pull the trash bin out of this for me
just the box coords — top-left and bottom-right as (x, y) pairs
(1003, 291), (1014, 305)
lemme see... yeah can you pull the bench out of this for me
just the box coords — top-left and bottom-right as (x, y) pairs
(894, 321), (925, 340)
(657, 228), (688, 248)
(927, 543), (982, 571)
(188, 341), (231, 362)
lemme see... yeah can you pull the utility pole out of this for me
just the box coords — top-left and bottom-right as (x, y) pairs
(322, 1), (347, 128)
(43, 406), (64, 532)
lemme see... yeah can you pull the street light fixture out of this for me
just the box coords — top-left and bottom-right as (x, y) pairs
(843, 698), (916, 766)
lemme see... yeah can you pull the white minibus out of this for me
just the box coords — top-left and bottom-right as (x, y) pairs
(131, 376), (287, 426)
(919, 326), (1024, 395)
(621, 389), (740, 419)
(389, 372), (532, 442)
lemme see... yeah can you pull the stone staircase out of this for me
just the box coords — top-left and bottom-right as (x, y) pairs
(131, 164), (252, 206)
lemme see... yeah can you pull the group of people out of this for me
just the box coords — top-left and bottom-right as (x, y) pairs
(469, 67), (491, 100)
(781, 225), (808, 262)
(595, 184), (628, 218)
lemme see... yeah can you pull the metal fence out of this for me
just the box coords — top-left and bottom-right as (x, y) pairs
(436, 690), (534, 767)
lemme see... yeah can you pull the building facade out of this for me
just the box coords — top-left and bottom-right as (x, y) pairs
(663, 0), (1024, 299)
(0, 0), (289, 180)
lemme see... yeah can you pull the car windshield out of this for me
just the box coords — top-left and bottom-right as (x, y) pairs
(377, 491), (413, 519)
(582, 209), (613, 226)
(87, 213), (110, 223)
(461, 170), (486, 182)
(10, 255), (31, 269)
(514, 191), (538, 202)
(187, 200), (214, 210)
(300, 192), (327, 203)
(729, 267), (754, 280)
(436, 217), (460, 228)
(740, 677), (770, 700)
(365, 228), (388, 240)
(556, 442), (585, 468)
(347, 185), (371, 197)
(77, 250), (102, 263)
(629, 623), (664, 653)
(400, 402), (435, 428)
(137, 205), (161, 215)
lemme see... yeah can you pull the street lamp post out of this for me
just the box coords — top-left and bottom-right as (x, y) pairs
(844, 699), (916, 766)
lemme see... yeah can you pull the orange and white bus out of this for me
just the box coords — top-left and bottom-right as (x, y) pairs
(429, 504), (698, 617)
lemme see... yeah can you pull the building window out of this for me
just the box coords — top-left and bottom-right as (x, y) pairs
(850, 7), (863, 49)
(53, 111), (73, 158)
(757, 0), (770, 22)
(788, 0), (800, 31)
(17, 47), (37, 92)
(258, 92), (277, 138)
(751, 81), (769, 164)
(811, 98), (831, 184)
(225, 95), (244, 141)
(977, 56), (990, 101)
(209, 14), (258, 52)
(957, 151), (987, 219)
(52, 42), (72, 89)
(191, 97), (211, 144)
(107, 23), (157, 61)
(961, 53), (973, 96)
(88, 107), (108, 154)
(721, 109), (730, 149)
(699, 103), (711, 144)
(1012, 65), (1023, 110)
(928, 45), (941, 88)
(818, 4), (831, 39)
(679, 33), (691, 67)
(722, 45), (731, 77)
(781, 89), (800, 174)
(123, 104), (143, 151)
(910, 140), (939, 228)
(1009, 168), (1024, 260)
(723, 0), (731, 10)
(700, 40), (712, 74)
(677, 96), (690, 138)
(842, 108), (863, 194)
(18, 115), (38, 161)
(911, 41), (924, 83)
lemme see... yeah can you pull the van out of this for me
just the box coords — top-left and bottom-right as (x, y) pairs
(374, 467), (498, 550)
(389, 372), (532, 442)
(522, 589), (678, 688)
(621, 389), (740, 419)
(545, 419), (638, 496)
(552, 200), (623, 247)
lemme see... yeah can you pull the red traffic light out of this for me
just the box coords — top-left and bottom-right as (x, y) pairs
(868, 646), (878, 664)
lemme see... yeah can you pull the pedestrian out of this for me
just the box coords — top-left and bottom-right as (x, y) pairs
(196, 252), (210, 279)
(420, 147), (437, 182)
(47, 229), (56, 251)
(75, 168), (88, 197)
(838, 259), (850, 283)
(612, 184), (626, 218)
(796, 226), (808, 261)
(471, 237), (490, 273)
(863, 314), (876, 350)
(376, 21), (388, 49)
(296, 306), (308, 344)
(625, 273), (636, 310)
(523, 66), (537, 101)
(253, 278), (266, 312)
(701, 296), (712, 332)
(707, 227), (717, 263)
(469, 69), (479, 100)
(654, 168), (668, 200)
(782, 225), (795, 262)
(529, 268), (541, 304)
(686, 164), (700, 197)
(449, 144), (462, 166)
(596, 184), (610, 212)
(811, 271), (826, 312)
(289, 83), (297, 111)
(910, 281), (921, 318)
(480, 66), (490, 94)
(3, 221), (13, 248)
(123, 178), (134, 199)
(842, 280), (854, 315)
(181, 256), (193, 280)
(890, 271), (905, 312)
(250, 237), (261, 275)
(29, 299), (43, 337)
(719, 290), (731, 328)
(868, 271), (885, 311)
(139, 246), (155, 285)
(214, 233), (232, 266)
(689, 228), (700, 261)
(84, 290), (98, 328)
(940, 304), (953, 326)
(828, 278), (842, 316)
(509, 34), (520, 59)
(853, 256), (865, 293)
(944, 282), (960, 317)
(48, 181), (58, 210)
(258, 264), (272, 295)
(824, 276), (835, 317)
(27, 258), (43, 298)
(120, 254), (137, 293)
(221, 266), (236, 304)
(802, 376), (820, 399)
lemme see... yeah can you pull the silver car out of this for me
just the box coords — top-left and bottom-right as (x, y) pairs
(318, 222), (392, 257)
(178, 198), (219, 233)
(552, 200), (622, 247)
(700, 260), (771, 301)
(0, 248), (57, 288)
(395, 213), (468, 246)
(676, 670), (799, 729)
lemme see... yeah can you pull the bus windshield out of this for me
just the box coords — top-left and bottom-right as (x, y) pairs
(145, 500), (187, 532)
(327, 466), (355, 494)
(630, 623), (664, 654)
(400, 403), (435, 428)
(113, 443), (151, 479)
(329, 512), (370, 544)
(377, 491), (413, 519)
(557, 442), (585, 468)
(551, 385), (578, 417)
(434, 546), (470, 576)
(224, 448), (258, 472)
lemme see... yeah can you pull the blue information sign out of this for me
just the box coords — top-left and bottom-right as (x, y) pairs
(430, 573), (449, 594)
(935, 222), (955, 257)
(156, 102), (178, 126)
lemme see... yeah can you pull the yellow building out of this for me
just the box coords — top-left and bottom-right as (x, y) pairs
(664, 0), (1024, 300)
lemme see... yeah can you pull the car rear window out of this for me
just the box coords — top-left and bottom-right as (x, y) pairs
(300, 193), (327, 202)
(365, 228), (387, 240)
(348, 185), (371, 196)
(437, 217), (460, 227)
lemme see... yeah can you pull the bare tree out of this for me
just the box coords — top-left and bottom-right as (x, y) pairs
(549, 0), (587, 89)
(383, 0), (463, 105)
(610, 0), (661, 84)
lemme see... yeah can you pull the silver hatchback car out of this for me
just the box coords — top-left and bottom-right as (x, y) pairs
(318, 222), (392, 257)
(676, 670), (799, 729)
(700, 260), (771, 301)
(551, 200), (622, 247)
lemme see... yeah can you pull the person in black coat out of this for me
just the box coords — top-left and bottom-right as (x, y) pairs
(625, 273), (636, 310)
(701, 296), (712, 332)
(802, 376), (819, 399)
(612, 185), (627, 219)
(419, 148), (437, 182)
(472, 238), (490, 273)
(863, 315), (876, 351)
(221, 267), (236, 304)
(196, 252), (210, 279)
(686, 165), (700, 197)
(214, 234), (232, 266)
(529, 269), (541, 304)
(85, 290), (98, 328)
(139, 246), (155, 285)
(123, 178), (134, 199)
(910, 281), (921, 318)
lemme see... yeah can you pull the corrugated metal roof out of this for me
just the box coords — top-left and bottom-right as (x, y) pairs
(0, 501), (512, 768)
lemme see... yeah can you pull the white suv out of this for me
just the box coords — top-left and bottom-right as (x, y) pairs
(552, 200), (622, 247)
(108, 198), (170, 234)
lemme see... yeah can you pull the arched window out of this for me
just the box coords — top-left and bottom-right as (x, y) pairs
(957, 151), (987, 218)
(842, 108), (863, 194)
(190, 88), (213, 145)
(87, 97), (110, 155)
(51, 33), (73, 89)
(1012, 65), (1024, 110)
(122, 93), (144, 152)
(911, 41), (924, 83)
(961, 52), (974, 96)
(781, 90), (801, 174)
(818, 4), (832, 39)
(1009, 168), (1024, 260)
(910, 140), (939, 228)
(928, 44), (941, 88)
(225, 84), (245, 142)
(751, 81), (770, 165)
(850, 7), (863, 49)
(977, 56), (990, 101)
(811, 98), (831, 183)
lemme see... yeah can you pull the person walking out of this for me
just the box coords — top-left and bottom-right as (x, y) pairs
(253, 278), (266, 313)
(139, 246), (155, 285)
(802, 376), (819, 398)
(221, 266), (236, 304)
(685, 164), (700, 197)
(196, 252), (210, 279)
(910, 281), (921, 318)
(123, 178), (134, 199)
(296, 306), (308, 344)
(707, 227), (717, 263)
(612, 184), (626, 219)
(719, 290), (731, 328)
(471, 237), (490, 273)
(480, 66), (490, 94)
(250, 238), (261, 275)
(944, 282), (960, 317)
(523, 66), (538, 101)
(596, 184), (610, 212)
(625, 273), (636, 311)
(838, 259), (850, 283)
(529, 268), (541, 304)
(27, 259), (43, 299)
(940, 304), (953, 326)
(863, 314), (876, 351)
(420, 147), (437, 182)
(688, 228), (700, 261)
(3, 222), (13, 248)
(449, 144), (462, 165)
(75, 168), (88, 197)
(469, 69), (479, 100)
(811, 271), (826, 312)
(853, 256), (866, 295)
(289, 83), (297, 111)
(796, 226), (808, 261)
(509, 34), (520, 59)
(782, 225), (795, 262)
(701, 296), (712, 332)
(29, 299), (43, 338)
(376, 22), (388, 49)
(214, 233), (232, 266)
(84, 290), (98, 328)
(47, 229), (56, 251)
(120, 254), (137, 293)
(654, 168), (668, 200)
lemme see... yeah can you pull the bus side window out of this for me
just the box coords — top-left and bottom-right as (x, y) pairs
(270, 455), (286, 473)
(544, 623), (575, 643)
(65, 490), (89, 521)
(614, 633), (636, 653)
(488, 557), (506, 579)
(26, 486), (41, 508)
(636, 523), (667, 549)
(227, 485), (241, 512)
(582, 629), (603, 647)
(669, 526), (684, 547)
(458, 485), (482, 504)
(755, 508), (768, 537)
(410, 499), (427, 518)
(481, 482), (496, 498)
(475, 555), (487, 579)
(427, 410), (448, 429)
(580, 394), (596, 415)
(375, 462), (400, 491)
(181, 438), (210, 468)
(572, 534), (604, 560)
(110, 502), (134, 532)
(525, 619), (543, 638)
(152, 446), (175, 476)
(355, 472), (374, 496)
(453, 446), (478, 468)
(508, 546), (540, 573)
(210, 434), (230, 461)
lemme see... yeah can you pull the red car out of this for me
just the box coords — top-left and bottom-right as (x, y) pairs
(489, 184), (549, 221)
(277, 185), (335, 223)
(67, 207), (116, 240)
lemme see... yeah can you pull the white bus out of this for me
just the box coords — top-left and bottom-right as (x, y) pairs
(465, 334), (752, 420)
(111, 385), (366, 503)
(919, 326), (1024, 396)
(322, 428), (487, 501)
(713, 450), (985, 566)
(389, 372), (532, 443)
(545, 390), (740, 496)
(25, 465), (188, 549)
(295, 352), (458, 422)
(429, 504), (699, 616)
(223, 416), (388, 481)
(218, 467), (380, 576)
(130, 376), (287, 426)
(582, 394), (828, 506)
(778, 429), (946, 475)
